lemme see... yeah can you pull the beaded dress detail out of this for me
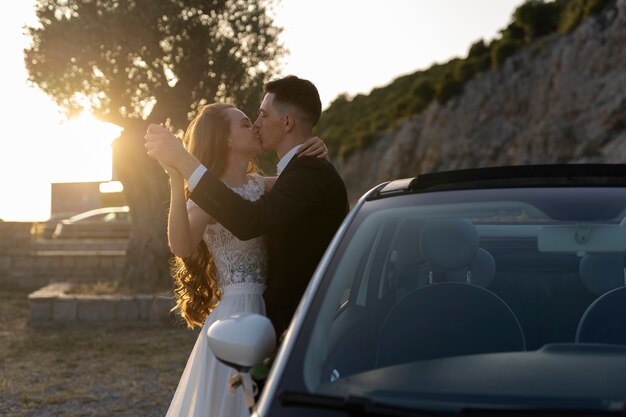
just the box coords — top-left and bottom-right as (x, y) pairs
(202, 175), (268, 290)
(165, 174), (268, 417)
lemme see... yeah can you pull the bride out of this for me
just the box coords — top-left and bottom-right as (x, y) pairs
(160, 102), (326, 417)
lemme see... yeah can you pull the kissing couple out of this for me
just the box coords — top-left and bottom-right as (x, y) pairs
(145, 75), (349, 417)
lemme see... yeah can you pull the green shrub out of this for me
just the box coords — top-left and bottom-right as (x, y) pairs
(558, 0), (585, 33)
(412, 79), (435, 103)
(435, 72), (464, 104)
(468, 39), (488, 58)
(454, 60), (476, 83)
(490, 38), (524, 69)
(466, 39), (491, 76)
(499, 21), (526, 43)
(408, 96), (430, 114)
(558, 0), (613, 33)
(513, 0), (564, 42)
(338, 135), (364, 160)
(474, 54), (492, 73)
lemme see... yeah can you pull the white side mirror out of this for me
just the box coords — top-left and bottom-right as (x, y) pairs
(207, 312), (276, 371)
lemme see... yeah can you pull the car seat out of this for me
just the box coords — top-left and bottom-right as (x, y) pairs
(376, 218), (525, 367)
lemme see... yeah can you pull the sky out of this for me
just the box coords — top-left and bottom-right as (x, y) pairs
(0, 0), (522, 222)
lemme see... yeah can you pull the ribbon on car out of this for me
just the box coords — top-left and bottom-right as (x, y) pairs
(228, 370), (258, 409)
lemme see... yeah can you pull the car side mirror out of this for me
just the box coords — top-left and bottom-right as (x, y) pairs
(207, 312), (276, 371)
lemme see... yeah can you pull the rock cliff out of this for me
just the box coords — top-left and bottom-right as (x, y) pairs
(336, 0), (626, 202)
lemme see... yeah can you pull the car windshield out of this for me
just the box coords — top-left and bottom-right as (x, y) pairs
(296, 187), (626, 412)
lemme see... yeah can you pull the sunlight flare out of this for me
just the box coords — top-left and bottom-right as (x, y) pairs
(47, 113), (123, 183)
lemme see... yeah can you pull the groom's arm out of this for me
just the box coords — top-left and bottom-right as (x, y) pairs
(189, 157), (327, 240)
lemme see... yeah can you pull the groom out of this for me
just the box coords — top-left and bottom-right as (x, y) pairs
(145, 75), (349, 334)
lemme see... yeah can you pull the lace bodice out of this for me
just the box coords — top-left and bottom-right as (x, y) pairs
(187, 174), (268, 291)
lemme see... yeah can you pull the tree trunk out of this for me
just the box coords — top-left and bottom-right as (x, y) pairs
(111, 122), (172, 293)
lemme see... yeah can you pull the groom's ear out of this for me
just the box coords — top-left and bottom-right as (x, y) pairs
(283, 114), (295, 133)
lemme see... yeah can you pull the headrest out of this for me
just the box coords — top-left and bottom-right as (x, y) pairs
(420, 218), (478, 271)
(448, 248), (496, 287)
(579, 254), (625, 296)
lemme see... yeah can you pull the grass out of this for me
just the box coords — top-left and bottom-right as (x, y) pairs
(0, 287), (199, 416)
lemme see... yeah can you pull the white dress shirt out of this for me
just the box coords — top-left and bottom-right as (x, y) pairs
(276, 144), (302, 176)
(187, 164), (207, 191)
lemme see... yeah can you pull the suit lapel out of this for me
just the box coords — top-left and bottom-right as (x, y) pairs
(275, 154), (300, 185)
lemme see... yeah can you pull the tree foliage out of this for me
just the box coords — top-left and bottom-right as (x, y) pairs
(513, 0), (563, 43)
(24, 0), (285, 291)
(490, 38), (524, 69)
(25, 0), (284, 128)
(435, 69), (464, 105)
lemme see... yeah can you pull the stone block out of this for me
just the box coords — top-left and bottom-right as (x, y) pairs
(49, 257), (62, 268)
(74, 256), (89, 269)
(15, 256), (34, 269)
(0, 256), (11, 270)
(77, 266), (91, 275)
(136, 295), (153, 320)
(35, 257), (49, 269)
(116, 297), (140, 320)
(61, 256), (75, 268)
(76, 296), (117, 321)
(100, 257), (114, 269)
(53, 298), (77, 321)
(30, 298), (52, 322)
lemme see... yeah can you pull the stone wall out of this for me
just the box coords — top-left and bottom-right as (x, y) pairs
(29, 283), (174, 325)
(0, 221), (126, 290)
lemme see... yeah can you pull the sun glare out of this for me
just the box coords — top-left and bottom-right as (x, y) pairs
(0, 108), (123, 222)
(47, 113), (123, 183)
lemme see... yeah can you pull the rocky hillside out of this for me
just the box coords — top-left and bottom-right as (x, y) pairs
(336, 0), (626, 202)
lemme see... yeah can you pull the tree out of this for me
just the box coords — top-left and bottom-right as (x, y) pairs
(24, 0), (285, 292)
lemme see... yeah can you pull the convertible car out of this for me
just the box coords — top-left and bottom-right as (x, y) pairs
(210, 164), (626, 416)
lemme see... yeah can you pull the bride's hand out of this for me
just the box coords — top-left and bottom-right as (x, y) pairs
(160, 161), (184, 184)
(299, 136), (329, 160)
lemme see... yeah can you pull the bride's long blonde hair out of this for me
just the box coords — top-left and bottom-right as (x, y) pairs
(170, 102), (257, 328)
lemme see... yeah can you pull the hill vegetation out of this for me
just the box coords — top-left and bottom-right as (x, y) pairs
(316, 0), (616, 160)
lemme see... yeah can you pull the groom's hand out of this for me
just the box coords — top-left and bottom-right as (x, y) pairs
(145, 124), (202, 180)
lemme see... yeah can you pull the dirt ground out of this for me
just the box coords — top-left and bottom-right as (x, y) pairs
(0, 287), (199, 417)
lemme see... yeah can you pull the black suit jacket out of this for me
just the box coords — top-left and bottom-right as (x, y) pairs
(189, 155), (349, 333)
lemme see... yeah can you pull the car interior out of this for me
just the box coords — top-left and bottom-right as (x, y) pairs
(313, 196), (626, 388)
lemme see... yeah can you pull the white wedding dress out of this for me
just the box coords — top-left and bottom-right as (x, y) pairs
(166, 174), (268, 417)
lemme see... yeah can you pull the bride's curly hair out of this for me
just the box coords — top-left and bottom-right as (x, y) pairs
(170, 102), (258, 328)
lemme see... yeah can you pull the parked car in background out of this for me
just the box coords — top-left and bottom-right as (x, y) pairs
(32, 212), (75, 239)
(209, 164), (626, 416)
(52, 206), (131, 239)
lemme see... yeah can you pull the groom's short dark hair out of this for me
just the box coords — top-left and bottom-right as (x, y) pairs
(265, 75), (322, 129)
